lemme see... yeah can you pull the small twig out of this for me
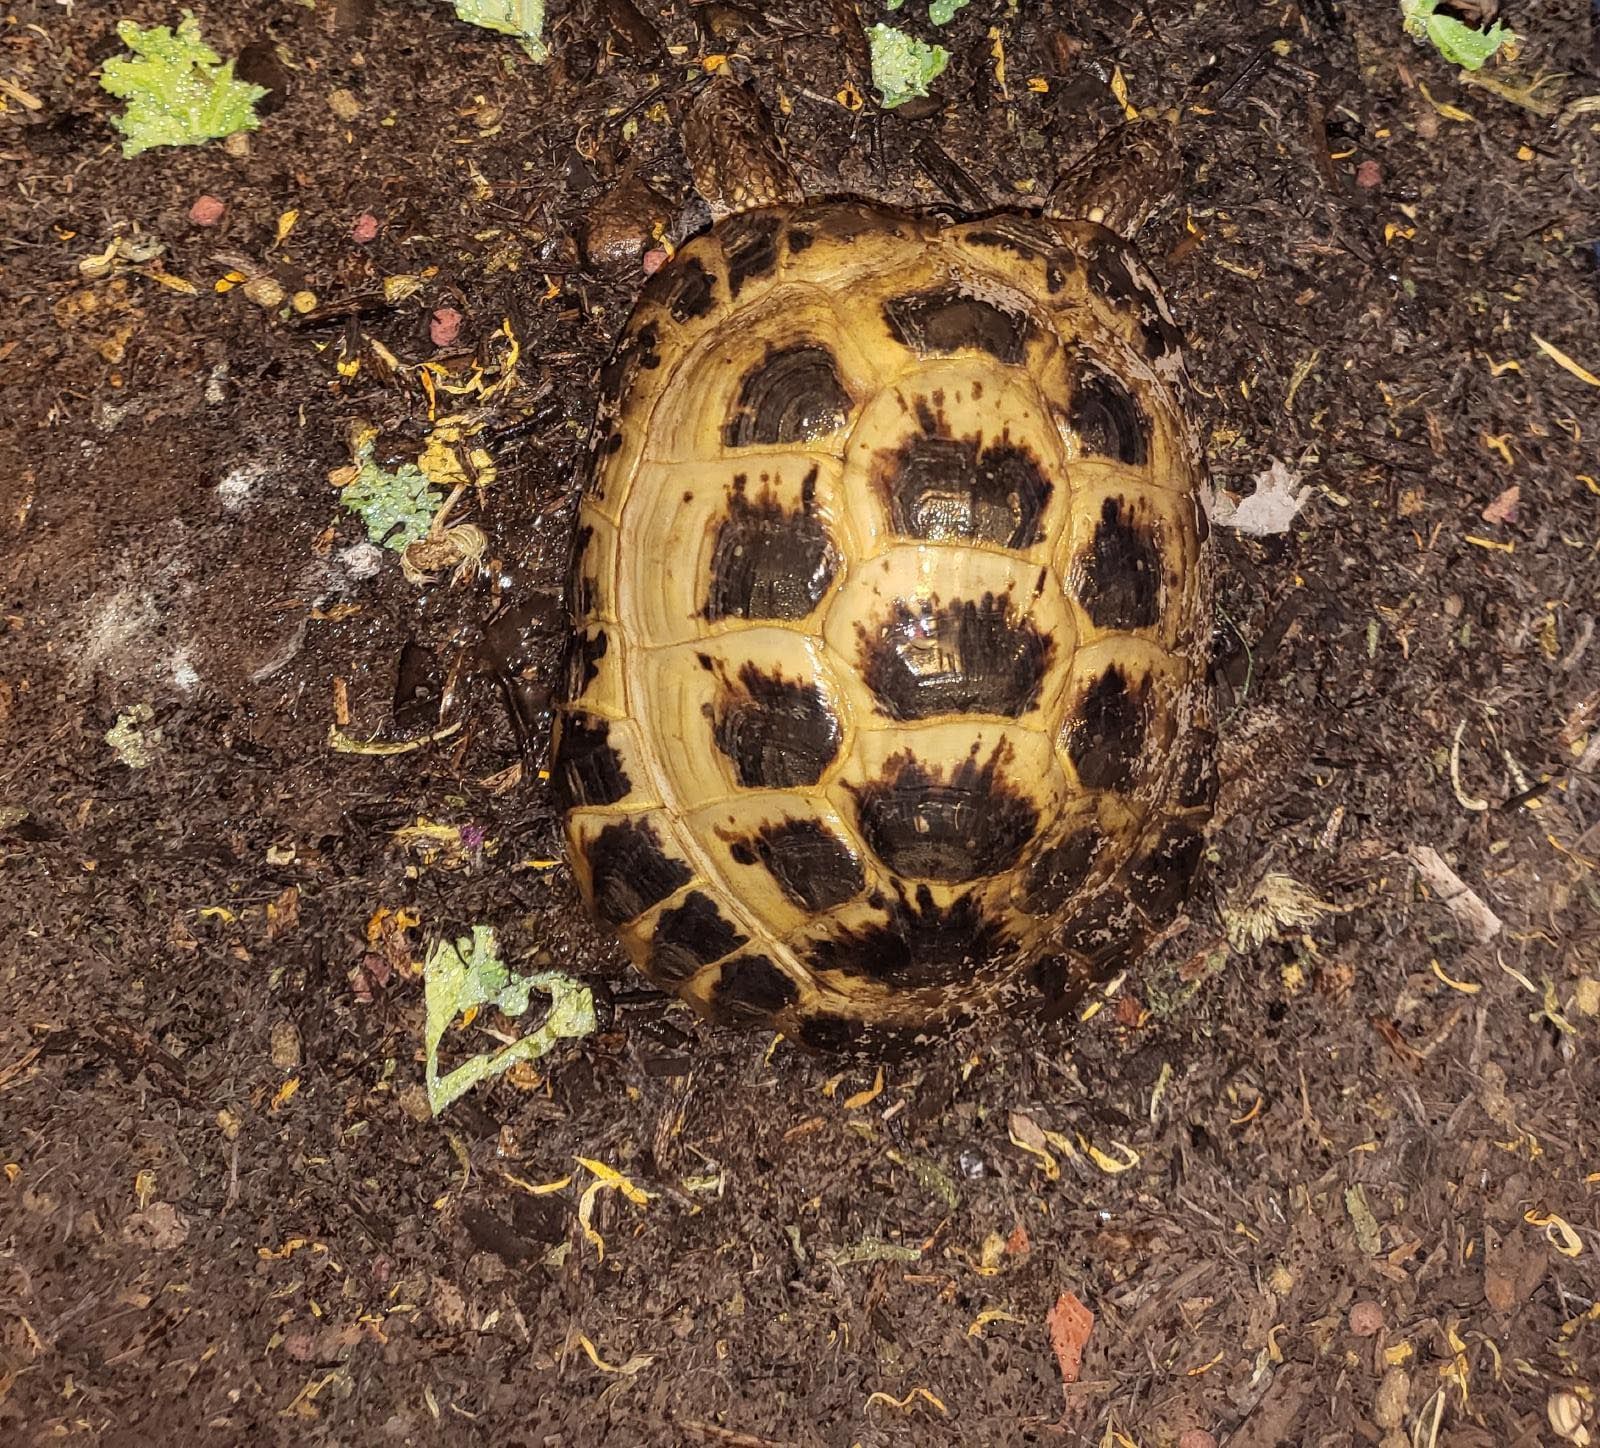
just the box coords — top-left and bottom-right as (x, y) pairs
(1458, 68), (1564, 117)
(677, 1421), (797, 1448)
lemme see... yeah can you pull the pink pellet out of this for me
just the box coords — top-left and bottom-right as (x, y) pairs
(430, 307), (463, 348)
(351, 211), (381, 243)
(1349, 1300), (1385, 1336)
(189, 195), (226, 226)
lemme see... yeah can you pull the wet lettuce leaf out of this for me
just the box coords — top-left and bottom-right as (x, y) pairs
(100, 14), (266, 157)
(868, 23), (949, 108)
(1399, 0), (1516, 70)
(450, 0), (549, 59)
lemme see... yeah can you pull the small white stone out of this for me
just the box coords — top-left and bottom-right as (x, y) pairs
(216, 465), (265, 510)
(338, 541), (386, 580)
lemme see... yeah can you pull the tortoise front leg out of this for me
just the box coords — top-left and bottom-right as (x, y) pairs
(683, 77), (804, 220)
(1043, 118), (1182, 239)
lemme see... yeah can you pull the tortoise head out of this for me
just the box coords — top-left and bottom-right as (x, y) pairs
(1043, 118), (1183, 239)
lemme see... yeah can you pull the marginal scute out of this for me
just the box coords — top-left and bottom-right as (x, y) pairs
(797, 1014), (864, 1053)
(583, 816), (694, 925)
(1071, 494), (1162, 630)
(652, 255), (718, 322)
(1063, 663), (1149, 792)
(1059, 888), (1143, 968)
(719, 211), (783, 295)
(1020, 823), (1105, 916)
(650, 890), (748, 983)
(1177, 728), (1219, 809)
(550, 712), (632, 811)
(709, 953), (800, 1021)
(564, 626), (608, 702)
(1126, 820), (1204, 921)
(808, 885), (1013, 990)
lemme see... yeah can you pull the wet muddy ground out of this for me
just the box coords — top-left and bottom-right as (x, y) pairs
(3, 0), (1600, 1443)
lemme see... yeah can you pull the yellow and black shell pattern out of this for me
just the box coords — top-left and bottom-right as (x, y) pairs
(554, 202), (1215, 1055)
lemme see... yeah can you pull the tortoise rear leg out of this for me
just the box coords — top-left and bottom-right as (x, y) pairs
(683, 76), (803, 220)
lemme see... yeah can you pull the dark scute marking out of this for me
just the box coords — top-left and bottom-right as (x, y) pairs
(1059, 890), (1144, 972)
(564, 628), (607, 701)
(853, 748), (1038, 882)
(551, 713), (631, 811)
(650, 890), (748, 984)
(786, 226), (814, 253)
(568, 524), (596, 616)
(796, 1014), (864, 1054)
(882, 418), (1051, 549)
(1085, 236), (1141, 309)
(862, 593), (1053, 720)
(1177, 730), (1219, 810)
(596, 321), (661, 410)
(720, 212), (782, 296)
(722, 345), (852, 448)
(1127, 822), (1204, 922)
(881, 288), (1036, 365)
(961, 219), (1060, 259)
(1076, 495), (1161, 630)
(1065, 666), (1148, 792)
(1084, 234), (1181, 358)
(711, 954), (799, 1022)
(1027, 953), (1073, 1000)
(805, 204), (888, 244)
(585, 818), (693, 925)
(705, 484), (837, 621)
(1026, 953), (1087, 1021)
(1140, 310), (1184, 360)
(1020, 824), (1105, 916)
(713, 664), (842, 789)
(661, 256), (716, 322)
(741, 817), (864, 911)
(1070, 367), (1148, 465)
(809, 884), (1013, 990)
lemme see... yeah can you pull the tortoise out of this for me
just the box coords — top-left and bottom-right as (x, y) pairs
(552, 78), (1215, 1056)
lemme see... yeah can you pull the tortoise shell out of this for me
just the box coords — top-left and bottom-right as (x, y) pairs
(554, 200), (1214, 1054)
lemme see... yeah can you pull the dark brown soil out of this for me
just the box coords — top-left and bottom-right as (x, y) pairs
(3, 1), (1599, 1444)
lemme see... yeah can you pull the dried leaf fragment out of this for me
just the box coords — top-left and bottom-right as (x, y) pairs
(1047, 1292), (1095, 1388)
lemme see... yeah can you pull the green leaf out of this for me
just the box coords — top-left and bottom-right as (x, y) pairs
(423, 926), (596, 1115)
(1399, 0), (1516, 71)
(100, 13), (266, 157)
(450, 0), (548, 60)
(927, 0), (970, 24)
(868, 23), (949, 108)
(338, 448), (443, 552)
